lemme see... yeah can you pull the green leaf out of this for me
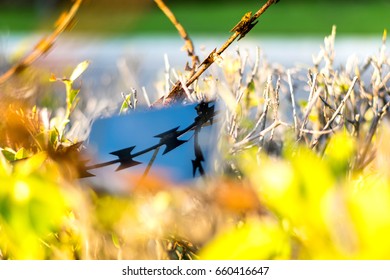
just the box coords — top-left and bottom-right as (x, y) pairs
(49, 128), (60, 147)
(1, 148), (17, 161)
(119, 93), (132, 114)
(70, 60), (90, 82)
(69, 88), (80, 105)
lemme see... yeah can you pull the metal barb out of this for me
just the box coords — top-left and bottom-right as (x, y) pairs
(154, 127), (188, 155)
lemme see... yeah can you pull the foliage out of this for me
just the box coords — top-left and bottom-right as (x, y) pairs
(0, 152), (72, 259)
(226, 132), (390, 259)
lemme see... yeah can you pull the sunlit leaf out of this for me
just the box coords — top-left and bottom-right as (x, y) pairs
(70, 60), (90, 82)
(15, 148), (29, 160)
(348, 179), (390, 258)
(199, 218), (290, 260)
(120, 93), (133, 114)
(14, 152), (48, 176)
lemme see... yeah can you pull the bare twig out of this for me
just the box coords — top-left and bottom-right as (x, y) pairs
(0, 0), (83, 84)
(154, 0), (199, 74)
(311, 76), (359, 148)
(164, 53), (171, 96)
(258, 75), (272, 148)
(298, 72), (318, 141)
(241, 75), (272, 144)
(138, 147), (161, 185)
(270, 76), (281, 140)
(231, 120), (284, 153)
(252, 47), (261, 77)
(178, 75), (196, 102)
(318, 95), (355, 125)
(287, 70), (299, 136)
(236, 49), (249, 95)
(300, 126), (342, 135)
(142, 87), (152, 108)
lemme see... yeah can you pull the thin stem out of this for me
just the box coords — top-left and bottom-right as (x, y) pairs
(298, 72), (318, 141)
(139, 147), (161, 184)
(311, 76), (359, 148)
(232, 120), (282, 153)
(287, 70), (299, 137)
(154, 0), (199, 74)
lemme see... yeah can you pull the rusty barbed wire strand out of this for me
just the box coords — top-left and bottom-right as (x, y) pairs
(156, 0), (279, 104)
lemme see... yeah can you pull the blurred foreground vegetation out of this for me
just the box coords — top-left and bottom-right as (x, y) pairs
(1, 0), (390, 260)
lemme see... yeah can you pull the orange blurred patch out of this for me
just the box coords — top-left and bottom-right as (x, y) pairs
(212, 179), (261, 213)
(119, 169), (176, 195)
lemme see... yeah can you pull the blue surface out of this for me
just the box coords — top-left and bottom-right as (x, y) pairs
(85, 103), (217, 188)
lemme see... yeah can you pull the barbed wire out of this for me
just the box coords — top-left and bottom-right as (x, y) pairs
(79, 101), (216, 178)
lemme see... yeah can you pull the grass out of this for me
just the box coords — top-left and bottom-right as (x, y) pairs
(0, 2), (389, 36)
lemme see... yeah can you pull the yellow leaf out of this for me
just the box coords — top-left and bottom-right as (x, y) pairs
(348, 180), (390, 258)
(15, 148), (29, 160)
(14, 152), (48, 176)
(199, 218), (290, 260)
